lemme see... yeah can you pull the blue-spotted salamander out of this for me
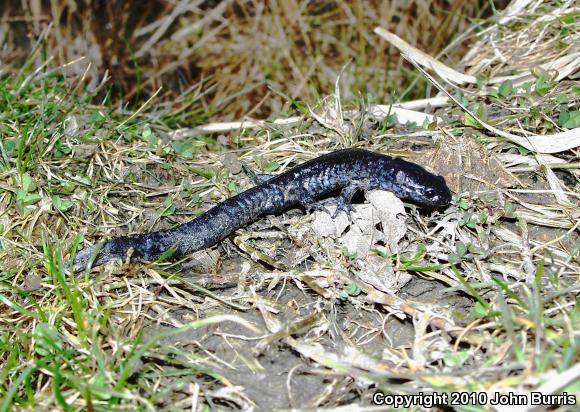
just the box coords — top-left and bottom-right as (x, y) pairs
(71, 148), (451, 272)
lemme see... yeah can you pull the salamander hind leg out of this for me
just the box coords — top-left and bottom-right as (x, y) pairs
(286, 186), (323, 215)
(241, 162), (275, 185)
(298, 194), (324, 214)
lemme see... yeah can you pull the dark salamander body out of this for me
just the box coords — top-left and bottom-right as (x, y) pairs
(72, 149), (451, 272)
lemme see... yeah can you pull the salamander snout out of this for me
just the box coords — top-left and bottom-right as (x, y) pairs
(420, 178), (452, 207)
(391, 165), (452, 208)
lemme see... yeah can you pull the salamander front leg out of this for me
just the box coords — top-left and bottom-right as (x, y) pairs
(332, 181), (368, 218)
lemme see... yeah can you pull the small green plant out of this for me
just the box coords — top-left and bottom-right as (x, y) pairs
(262, 161), (281, 173)
(498, 79), (514, 98)
(342, 283), (362, 297)
(443, 350), (470, 368)
(141, 125), (158, 146)
(558, 109), (580, 129)
(170, 139), (195, 158)
(464, 102), (488, 128)
(228, 181), (239, 194)
(88, 111), (106, 123)
(490, 79), (514, 98)
(160, 195), (176, 217)
(15, 173), (41, 215)
(533, 70), (552, 96)
(52, 140), (72, 158)
(52, 195), (73, 212)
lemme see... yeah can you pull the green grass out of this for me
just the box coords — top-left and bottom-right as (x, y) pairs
(1, 235), (237, 410)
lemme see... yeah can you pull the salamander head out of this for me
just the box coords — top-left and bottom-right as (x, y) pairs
(388, 161), (452, 208)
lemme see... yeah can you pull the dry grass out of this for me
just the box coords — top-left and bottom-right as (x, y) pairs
(2, 0), (491, 120)
(1, 0), (579, 411)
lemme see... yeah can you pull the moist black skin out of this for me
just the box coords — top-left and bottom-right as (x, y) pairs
(71, 148), (451, 272)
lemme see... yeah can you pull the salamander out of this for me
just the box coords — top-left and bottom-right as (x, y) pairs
(71, 148), (451, 272)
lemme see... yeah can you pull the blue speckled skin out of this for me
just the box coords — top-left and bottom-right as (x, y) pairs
(71, 148), (451, 272)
